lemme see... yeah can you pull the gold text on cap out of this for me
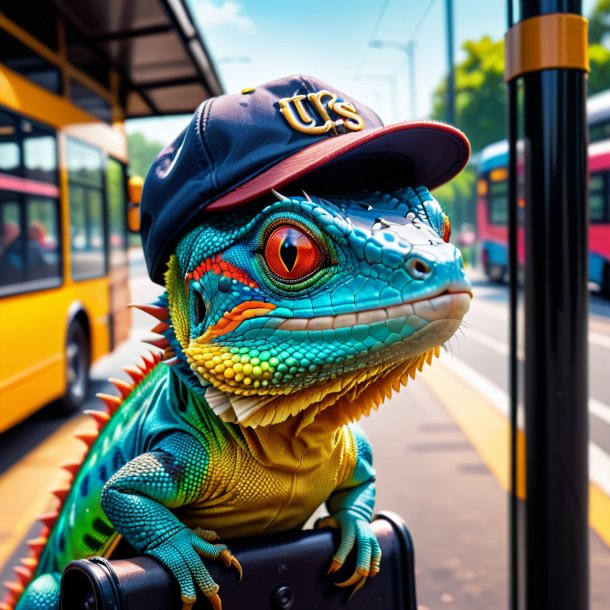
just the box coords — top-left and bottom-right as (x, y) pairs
(278, 90), (365, 136)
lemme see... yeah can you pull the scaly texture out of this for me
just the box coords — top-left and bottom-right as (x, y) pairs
(7, 186), (471, 610)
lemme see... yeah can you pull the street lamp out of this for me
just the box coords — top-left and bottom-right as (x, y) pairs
(369, 39), (417, 120)
(354, 74), (397, 123)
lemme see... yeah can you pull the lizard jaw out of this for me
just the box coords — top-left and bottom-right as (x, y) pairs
(277, 291), (472, 332)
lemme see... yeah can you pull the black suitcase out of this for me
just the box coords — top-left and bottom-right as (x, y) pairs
(60, 511), (417, 610)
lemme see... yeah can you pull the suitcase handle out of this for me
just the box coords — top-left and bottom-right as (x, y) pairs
(60, 512), (417, 610)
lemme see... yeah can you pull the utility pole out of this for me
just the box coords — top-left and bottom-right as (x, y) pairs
(445, 0), (456, 125)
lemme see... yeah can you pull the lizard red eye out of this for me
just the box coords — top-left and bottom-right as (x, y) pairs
(264, 226), (324, 281)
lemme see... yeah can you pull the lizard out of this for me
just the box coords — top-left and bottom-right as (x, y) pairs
(3, 184), (471, 610)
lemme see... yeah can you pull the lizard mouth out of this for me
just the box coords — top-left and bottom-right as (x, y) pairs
(277, 290), (472, 332)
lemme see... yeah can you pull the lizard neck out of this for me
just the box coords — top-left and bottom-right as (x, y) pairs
(236, 413), (342, 472)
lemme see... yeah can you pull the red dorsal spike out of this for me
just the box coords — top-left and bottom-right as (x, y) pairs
(3, 583), (23, 596)
(84, 410), (110, 429)
(150, 350), (163, 364)
(96, 393), (122, 414)
(59, 460), (81, 477)
(128, 303), (169, 321)
(38, 512), (59, 529)
(13, 566), (31, 584)
(74, 431), (98, 448)
(122, 365), (144, 384)
(0, 601), (15, 610)
(50, 487), (70, 504)
(151, 321), (169, 334)
(108, 378), (132, 399)
(20, 558), (37, 570)
(142, 336), (169, 350)
(26, 538), (47, 555)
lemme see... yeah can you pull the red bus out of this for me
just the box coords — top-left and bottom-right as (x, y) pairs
(476, 131), (610, 295)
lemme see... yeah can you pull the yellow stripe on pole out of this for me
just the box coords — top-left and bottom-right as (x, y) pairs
(505, 14), (590, 82)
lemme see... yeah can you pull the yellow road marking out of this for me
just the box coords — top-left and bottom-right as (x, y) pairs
(0, 415), (94, 570)
(421, 360), (610, 548)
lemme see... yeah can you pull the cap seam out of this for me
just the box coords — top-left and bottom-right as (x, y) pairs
(197, 97), (219, 191)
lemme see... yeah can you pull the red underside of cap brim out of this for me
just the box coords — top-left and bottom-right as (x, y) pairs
(206, 120), (470, 212)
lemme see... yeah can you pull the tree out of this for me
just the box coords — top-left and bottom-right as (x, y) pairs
(589, 0), (610, 46)
(127, 132), (166, 179)
(431, 36), (505, 154)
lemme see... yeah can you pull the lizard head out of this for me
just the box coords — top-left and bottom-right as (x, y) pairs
(163, 185), (471, 430)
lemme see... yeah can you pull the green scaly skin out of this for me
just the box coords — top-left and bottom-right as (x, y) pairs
(10, 186), (471, 610)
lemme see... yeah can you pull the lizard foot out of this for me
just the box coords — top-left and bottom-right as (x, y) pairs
(146, 527), (241, 610)
(322, 512), (382, 599)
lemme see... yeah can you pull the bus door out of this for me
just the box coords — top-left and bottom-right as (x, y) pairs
(106, 158), (130, 348)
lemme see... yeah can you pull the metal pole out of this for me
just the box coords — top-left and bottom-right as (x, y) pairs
(505, 2), (520, 608)
(518, 1), (589, 608)
(445, 0), (455, 125)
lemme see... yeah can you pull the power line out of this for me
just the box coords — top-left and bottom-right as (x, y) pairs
(408, 0), (438, 41)
(355, 0), (392, 77)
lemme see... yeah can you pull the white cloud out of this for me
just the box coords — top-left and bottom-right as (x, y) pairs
(194, 1), (255, 30)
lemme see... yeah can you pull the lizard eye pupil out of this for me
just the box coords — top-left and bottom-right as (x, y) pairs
(264, 225), (324, 281)
(194, 291), (206, 326)
(280, 237), (298, 271)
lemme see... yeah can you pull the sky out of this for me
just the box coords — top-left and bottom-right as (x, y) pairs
(126, 0), (600, 147)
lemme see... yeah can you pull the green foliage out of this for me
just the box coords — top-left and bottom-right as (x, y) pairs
(127, 132), (165, 180)
(431, 36), (506, 154)
(589, 44), (610, 96)
(430, 37), (503, 229)
(589, 0), (610, 45)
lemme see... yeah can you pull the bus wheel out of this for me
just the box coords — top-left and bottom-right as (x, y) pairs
(58, 322), (90, 413)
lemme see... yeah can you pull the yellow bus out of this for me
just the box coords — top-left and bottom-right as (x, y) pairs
(0, 0), (222, 431)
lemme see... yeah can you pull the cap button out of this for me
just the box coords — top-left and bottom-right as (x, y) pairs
(241, 87), (255, 94)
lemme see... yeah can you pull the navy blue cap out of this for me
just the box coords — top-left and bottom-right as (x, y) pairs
(140, 74), (470, 284)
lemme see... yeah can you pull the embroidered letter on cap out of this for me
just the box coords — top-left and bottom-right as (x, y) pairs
(278, 89), (365, 136)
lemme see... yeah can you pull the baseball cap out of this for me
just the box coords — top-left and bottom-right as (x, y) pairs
(140, 74), (470, 284)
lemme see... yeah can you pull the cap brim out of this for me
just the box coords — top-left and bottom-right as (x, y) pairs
(207, 121), (470, 212)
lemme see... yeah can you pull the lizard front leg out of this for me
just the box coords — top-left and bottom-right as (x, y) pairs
(322, 425), (381, 598)
(101, 433), (240, 610)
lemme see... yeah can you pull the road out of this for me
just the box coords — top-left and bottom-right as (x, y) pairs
(0, 256), (608, 609)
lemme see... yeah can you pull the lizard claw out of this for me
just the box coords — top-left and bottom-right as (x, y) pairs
(219, 549), (243, 581)
(326, 558), (342, 575)
(335, 568), (369, 600)
(208, 593), (222, 610)
(335, 567), (368, 588)
(181, 595), (196, 610)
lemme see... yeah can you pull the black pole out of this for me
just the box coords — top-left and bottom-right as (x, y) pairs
(445, 0), (455, 125)
(505, 1), (520, 608)
(518, 1), (589, 609)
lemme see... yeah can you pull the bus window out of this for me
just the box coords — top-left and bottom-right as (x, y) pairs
(27, 196), (61, 279)
(0, 29), (62, 94)
(0, 111), (21, 177)
(489, 179), (508, 224)
(106, 158), (127, 266)
(67, 138), (106, 280)
(0, 193), (61, 291)
(22, 120), (58, 184)
(589, 173), (608, 223)
(69, 80), (112, 124)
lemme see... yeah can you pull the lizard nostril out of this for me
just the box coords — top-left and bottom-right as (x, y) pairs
(406, 256), (432, 280)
